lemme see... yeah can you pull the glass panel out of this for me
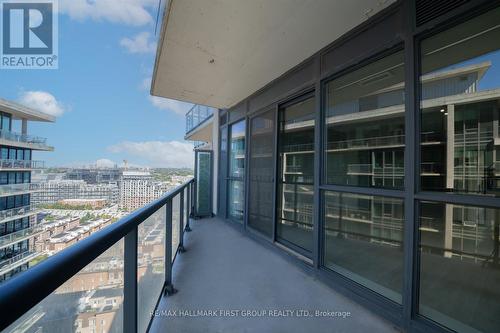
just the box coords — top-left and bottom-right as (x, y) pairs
(248, 110), (275, 237)
(419, 201), (500, 333)
(325, 51), (405, 189)
(277, 96), (315, 255)
(195, 151), (211, 216)
(138, 205), (165, 333)
(228, 180), (244, 222)
(219, 127), (228, 216)
(323, 191), (404, 303)
(229, 120), (246, 178)
(172, 194), (180, 260)
(420, 7), (500, 196)
(5, 239), (124, 333)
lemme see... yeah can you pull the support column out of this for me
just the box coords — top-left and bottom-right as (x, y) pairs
(446, 104), (455, 190)
(124, 228), (138, 333)
(164, 200), (177, 296)
(21, 119), (28, 135)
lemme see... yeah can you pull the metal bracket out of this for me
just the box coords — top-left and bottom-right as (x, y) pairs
(164, 284), (178, 296)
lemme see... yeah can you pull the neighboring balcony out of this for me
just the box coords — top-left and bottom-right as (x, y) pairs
(185, 105), (216, 145)
(0, 250), (44, 276)
(0, 205), (39, 224)
(0, 130), (53, 151)
(0, 183), (39, 197)
(0, 159), (44, 170)
(0, 225), (43, 249)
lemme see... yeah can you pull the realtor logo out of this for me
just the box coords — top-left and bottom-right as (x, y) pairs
(1, 0), (58, 69)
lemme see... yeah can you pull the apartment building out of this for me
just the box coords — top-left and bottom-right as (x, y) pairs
(0, 99), (54, 283)
(32, 180), (119, 206)
(119, 171), (170, 211)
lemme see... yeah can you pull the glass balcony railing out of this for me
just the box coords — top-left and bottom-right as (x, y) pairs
(185, 105), (215, 134)
(0, 205), (38, 223)
(0, 225), (43, 248)
(0, 159), (44, 170)
(0, 250), (40, 272)
(0, 129), (50, 148)
(0, 183), (39, 196)
(0, 179), (195, 333)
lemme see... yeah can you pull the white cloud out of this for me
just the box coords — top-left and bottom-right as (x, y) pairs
(18, 91), (65, 117)
(120, 32), (157, 54)
(149, 96), (193, 115)
(59, 0), (157, 26)
(96, 158), (117, 168)
(108, 141), (194, 168)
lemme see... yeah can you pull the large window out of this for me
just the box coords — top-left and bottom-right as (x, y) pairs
(323, 192), (404, 303)
(325, 51), (405, 189)
(277, 95), (315, 255)
(248, 110), (275, 237)
(419, 202), (500, 333)
(227, 120), (246, 222)
(323, 50), (405, 303)
(418, 6), (500, 333)
(420, 6), (500, 195)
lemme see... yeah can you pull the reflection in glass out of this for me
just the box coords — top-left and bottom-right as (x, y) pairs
(138, 206), (165, 333)
(228, 180), (244, 221)
(229, 120), (246, 178)
(323, 191), (404, 303)
(277, 96), (315, 255)
(172, 194), (180, 259)
(6, 240), (124, 333)
(420, 6), (500, 196)
(227, 121), (246, 222)
(325, 51), (405, 189)
(419, 201), (500, 333)
(248, 110), (275, 237)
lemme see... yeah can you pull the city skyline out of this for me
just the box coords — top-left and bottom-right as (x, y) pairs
(1, 1), (195, 169)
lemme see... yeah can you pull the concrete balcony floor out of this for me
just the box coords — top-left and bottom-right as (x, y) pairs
(150, 217), (399, 333)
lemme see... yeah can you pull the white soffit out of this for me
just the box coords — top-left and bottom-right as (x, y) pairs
(152, 0), (396, 109)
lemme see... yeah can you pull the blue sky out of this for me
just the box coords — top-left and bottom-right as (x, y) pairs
(1, 0), (194, 169)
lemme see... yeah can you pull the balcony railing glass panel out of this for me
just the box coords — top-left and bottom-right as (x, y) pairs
(4, 240), (124, 333)
(137, 205), (166, 333)
(185, 105), (215, 133)
(0, 159), (44, 169)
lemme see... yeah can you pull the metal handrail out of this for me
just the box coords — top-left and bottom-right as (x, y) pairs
(0, 178), (195, 331)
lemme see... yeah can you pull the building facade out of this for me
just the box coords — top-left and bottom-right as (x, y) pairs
(32, 180), (119, 206)
(119, 171), (170, 211)
(152, 1), (500, 333)
(0, 99), (54, 282)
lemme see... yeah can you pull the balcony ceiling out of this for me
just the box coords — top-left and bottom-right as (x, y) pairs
(151, 0), (396, 109)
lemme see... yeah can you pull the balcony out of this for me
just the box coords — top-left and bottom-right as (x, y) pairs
(0, 250), (44, 276)
(0, 183), (39, 197)
(0, 159), (44, 170)
(0, 130), (53, 151)
(0, 205), (39, 224)
(185, 105), (216, 143)
(0, 225), (43, 249)
(0, 179), (397, 333)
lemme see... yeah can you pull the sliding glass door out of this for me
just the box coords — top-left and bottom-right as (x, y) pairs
(248, 110), (275, 237)
(227, 120), (246, 222)
(276, 95), (315, 256)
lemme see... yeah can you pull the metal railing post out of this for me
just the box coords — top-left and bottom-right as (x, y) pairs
(185, 184), (192, 232)
(178, 191), (186, 253)
(164, 199), (177, 296)
(124, 227), (138, 333)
